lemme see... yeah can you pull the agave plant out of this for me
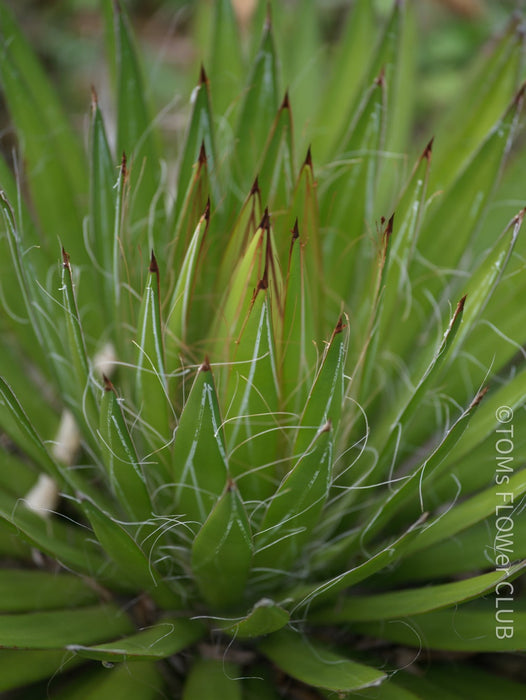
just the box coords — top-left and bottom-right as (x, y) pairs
(1, 0), (525, 697)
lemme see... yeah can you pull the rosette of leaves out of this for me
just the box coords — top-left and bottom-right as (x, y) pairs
(1, 1), (525, 698)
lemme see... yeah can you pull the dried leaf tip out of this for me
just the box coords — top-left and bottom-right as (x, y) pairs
(321, 420), (332, 434)
(259, 207), (271, 232)
(334, 315), (347, 335)
(423, 137), (434, 161)
(61, 247), (70, 267)
(90, 86), (98, 111)
(226, 478), (237, 492)
(200, 356), (211, 373)
(280, 91), (290, 110)
(203, 197), (211, 221)
(121, 152), (128, 182)
(304, 145), (314, 170)
(384, 213), (394, 240)
(102, 374), (114, 392)
(292, 219), (300, 241)
(198, 141), (207, 164)
(199, 64), (208, 85)
(375, 66), (386, 87)
(250, 176), (260, 195)
(149, 250), (159, 274)
(471, 386), (489, 409)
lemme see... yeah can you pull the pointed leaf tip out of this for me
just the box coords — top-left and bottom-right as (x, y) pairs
(259, 208), (271, 231)
(304, 146), (313, 168)
(198, 141), (207, 164)
(204, 198), (211, 221)
(292, 219), (300, 240)
(199, 64), (208, 85)
(103, 374), (114, 391)
(250, 176), (260, 195)
(62, 248), (70, 267)
(471, 386), (489, 408)
(423, 137), (434, 160)
(281, 91), (290, 110)
(149, 251), (159, 274)
(200, 356), (211, 372)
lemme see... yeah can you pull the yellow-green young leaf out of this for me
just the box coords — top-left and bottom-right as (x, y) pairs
(171, 360), (228, 524)
(207, 0), (244, 116)
(0, 570), (98, 613)
(255, 421), (333, 571)
(257, 92), (295, 241)
(280, 222), (318, 416)
(68, 617), (205, 662)
(320, 74), (386, 307)
(166, 204), (210, 359)
(213, 209), (279, 360)
(183, 658), (242, 700)
(295, 317), (348, 455)
(0, 604), (133, 650)
(224, 290), (280, 502)
(233, 14), (280, 193)
(134, 252), (172, 453)
(191, 481), (253, 610)
(168, 143), (210, 277)
(216, 177), (262, 296)
(81, 501), (182, 608)
(220, 598), (289, 639)
(289, 148), (323, 333)
(312, 563), (526, 623)
(313, 0), (375, 161)
(375, 139), (432, 347)
(351, 215), (394, 408)
(98, 378), (152, 522)
(258, 629), (386, 692)
(172, 67), (216, 232)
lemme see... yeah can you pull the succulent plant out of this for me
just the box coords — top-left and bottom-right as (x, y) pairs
(1, 0), (525, 697)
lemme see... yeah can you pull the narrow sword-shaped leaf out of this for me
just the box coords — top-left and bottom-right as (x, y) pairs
(191, 481), (253, 610)
(98, 378), (152, 522)
(171, 360), (228, 524)
(0, 570), (98, 612)
(68, 617), (205, 662)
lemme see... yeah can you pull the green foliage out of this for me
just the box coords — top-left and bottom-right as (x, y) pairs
(0, 1), (525, 697)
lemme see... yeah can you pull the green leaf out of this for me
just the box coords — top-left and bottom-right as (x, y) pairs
(172, 67), (216, 232)
(183, 658), (242, 700)
(0, 649), (80, 694)
(134, 252), (172, 452)
(0, 570), (98, 612)
(206, 0), (244, 117)
(171, 360), (228, 524)
(219, 598), (290, 639)
(0, 604), (133, 650)
(258, 629), (386, 692)
(0, 3), (85, 254)
(353, 601), (526, 652)
(191, 481), (253, 610)
(233, 14), (280, 193)
(166, 204), (210, 358)
(68, 617), (205, 662)
(313, 564), (526, 622)
(223, 289), (281, 501)
(81, 501), (182, 608)
(98, 378), (153, 522)
(255, 422), (333, 571)
(49, 660), (164, 700)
